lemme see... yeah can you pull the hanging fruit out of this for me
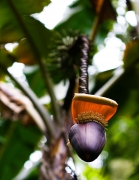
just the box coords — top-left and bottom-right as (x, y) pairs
(68, 35), (118, 162)
(69, 93), (118, 162)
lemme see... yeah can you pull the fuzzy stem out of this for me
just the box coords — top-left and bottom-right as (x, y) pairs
(7, 0), (61, 124)
(0, 62), (56, 138)
(78, 35), (90, 94)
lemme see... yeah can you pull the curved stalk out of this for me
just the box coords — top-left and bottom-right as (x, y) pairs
(0, 62), (56, 138)
(7, 0), (61, 123)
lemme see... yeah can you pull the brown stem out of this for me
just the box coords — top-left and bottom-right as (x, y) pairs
(78, 35), (90, 94)
(89, 0), (105, 43)
(90, 16), (100, 43)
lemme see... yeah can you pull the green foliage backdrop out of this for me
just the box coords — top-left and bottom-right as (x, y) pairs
(0, 0), (139, 179)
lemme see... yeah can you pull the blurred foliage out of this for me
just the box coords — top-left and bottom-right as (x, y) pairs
(83, 165), (109, 180)
(122, 38), (139, 68)
(101, 65), (139, 180)
(0, 119), (41, 180)
(55, 0), (114, 46)
(0, 0), (50, 44)
(0, 0), (139, 179)
(23, 65), (46, 97)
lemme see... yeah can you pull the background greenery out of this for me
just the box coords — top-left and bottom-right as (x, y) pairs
(0, 0), (139, 179)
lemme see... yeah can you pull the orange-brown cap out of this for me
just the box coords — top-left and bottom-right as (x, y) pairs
(71, 93), (118, 126)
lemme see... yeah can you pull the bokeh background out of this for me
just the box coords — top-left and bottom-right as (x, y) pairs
(0, 0), (139, 179)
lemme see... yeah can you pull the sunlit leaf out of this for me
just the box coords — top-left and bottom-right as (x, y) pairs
(0, 0), (52, 57)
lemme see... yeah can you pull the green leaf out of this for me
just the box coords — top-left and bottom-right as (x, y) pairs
(55, 7), (95, 36)
(23, 65), (46, 97)
(0, 120), (42, 180)
(11, 0), (50, 15)
(0, 0), (52, 54)
(23, 16), (53, 58)
(0, 0), (50, 23)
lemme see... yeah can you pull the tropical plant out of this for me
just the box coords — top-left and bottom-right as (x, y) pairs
(0, 0), (139, 179)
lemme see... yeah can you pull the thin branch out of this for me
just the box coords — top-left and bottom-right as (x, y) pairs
(7, 0), (61, 123)
(89, 0), (105, 43)
(94, 67), (124, 96)
(0, 62), (56, 138)
(90, 15), (100, 43)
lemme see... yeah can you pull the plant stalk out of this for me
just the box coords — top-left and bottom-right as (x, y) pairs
(78, 35), (90, 94)
(7, 0), (61, 124)
(89, 0), (105, 43)
(0, 62), (56, 138)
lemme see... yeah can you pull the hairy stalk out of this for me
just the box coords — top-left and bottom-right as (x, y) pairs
(77, 36), (125, 97)
(0, 62), (56, 138)
(7, 0), (61, 123)
(78, 35), (90, 94)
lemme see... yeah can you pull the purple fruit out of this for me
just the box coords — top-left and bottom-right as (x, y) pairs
(69, 121), (106, 162)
